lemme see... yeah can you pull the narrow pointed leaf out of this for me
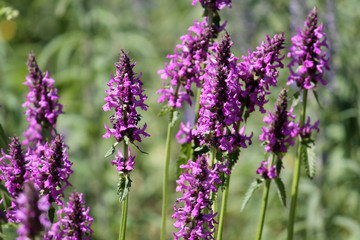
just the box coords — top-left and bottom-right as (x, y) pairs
(312, 91), (323, 109)
(0, 124), (8, 150)
(104, 145), (115, 158)
(241, 179), (262, 211)
(170, 110), (179, 127)
(291, 91), (301, 108)
(274, 177), (287, 207)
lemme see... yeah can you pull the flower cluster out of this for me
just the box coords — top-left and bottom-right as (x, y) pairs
(299, 117), (320, 138)
(193, 33), (252, 152)
(238, 33), (285, 114)
(51, 192), (93, 239)
(16, 182), (51, 240)
(173, 154), (229, 239)
(111, 147), (136, 175)
(157, 18), (220, 109)
(259, 89), (298, 154)
(103, 50), (149, 143)
(256, 159), (277, 179)
(0, 137), (29, 199)
(287, 7), (329, 90)
(36, 135), (73, 205)
(192, 0), (232, 11)
(22, 51), (64, 146)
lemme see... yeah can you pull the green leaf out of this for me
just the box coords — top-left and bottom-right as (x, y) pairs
(176, 142), (193, 177)
(312, 91), (323, 109)
(117, 174), (132, 203)
(227, 148), (240, 171)
(104, 142), (118, 158)
(302, 141), (316, 179)
(159, 105), (171, 116)
(274, 177), (287, 207)
(241, 179), (262, 211)
(291, 91), (301, 108)
(170, 110), (179, 127)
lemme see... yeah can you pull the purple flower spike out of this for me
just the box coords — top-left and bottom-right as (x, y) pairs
(299, 117), (320, 138)
(0, 137), (29, 199)
(157, 18), (221, 109)
(287, 7), (330, 90)
(37, 135), (73, 205)
(192, 0), (232, 11)
(238, 33), (285, 114)
(16, 182), (51, 240)
(259, 89), (299, 154)
(53, 192), (93, 240)
(103, 50), (149, 143)
(22, 51), (64, 146)
(173, 154), (228, 240)
(111, 147), (136, 175)
(193, 33), (251, 152)
(256, 159), (277, 179)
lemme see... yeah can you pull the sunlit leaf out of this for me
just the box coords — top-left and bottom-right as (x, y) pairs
(274, 177), (287, 207)
(241, 179), (262, 211)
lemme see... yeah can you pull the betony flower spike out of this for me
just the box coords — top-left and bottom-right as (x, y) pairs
(287, 7), (330, 90)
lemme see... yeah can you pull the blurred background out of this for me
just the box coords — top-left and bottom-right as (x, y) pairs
(0, 0), (359, 239)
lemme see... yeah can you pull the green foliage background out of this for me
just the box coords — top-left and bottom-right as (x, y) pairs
(0, 0), (359, 239)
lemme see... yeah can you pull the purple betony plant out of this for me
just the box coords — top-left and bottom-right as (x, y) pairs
(0, 52), (93, 239)
(287, 7), (329, 239)
(157, 1), (230, 239)
(255, 88), (299, 240)
(103, 49), (149, 240)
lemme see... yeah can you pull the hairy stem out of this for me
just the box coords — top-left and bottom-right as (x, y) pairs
(161, 110), (174, 240)
(288, 89), (308, 240)
(119, 144), (129, 240)
(255, 154), (275, 240)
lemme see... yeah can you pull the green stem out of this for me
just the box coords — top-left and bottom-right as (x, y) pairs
(195, 87), (202, 123)
(209, 147), (216, 214)
(255, 154), (275, 240)
(288, 89), (308, 240)
(119, 194), (129, 240)
(119, 144), (129, 240)
(217, 173), (231, 240)
(161, 110), (174, 240)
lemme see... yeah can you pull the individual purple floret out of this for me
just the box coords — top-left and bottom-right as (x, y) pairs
(176, 122), (193, 144)
(157, 18), (221, 109)
(193, 33), (252, 152)
(36, 135), (73, 205)
(22, 51), (64, 146)
(53, 192), (93, 240)
(192, 0), (232, 11)
(299, 117), (320, 138)
(103, 50), (149, 143)
(16, 182), (51, 240)
(287, 7), (329, 90)
(0, 137), (29, 199)
(238, 33), (285, 114)
(172, 154), (229, 240)
(256, 159), (277, 179)
(259, 89), (299, 155)
(111, 147), (136, 175)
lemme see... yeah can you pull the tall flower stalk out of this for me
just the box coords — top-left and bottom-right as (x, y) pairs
(103, 50), (149, 240)
(157, 8), (223, 239)
(287, 7), (329, 239)
(255, 89), (298, 240)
